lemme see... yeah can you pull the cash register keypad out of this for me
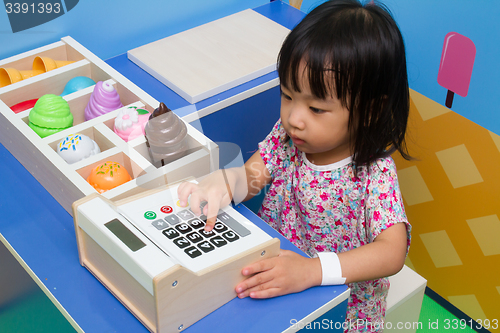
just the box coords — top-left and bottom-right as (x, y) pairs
(154, 208), (248, 259)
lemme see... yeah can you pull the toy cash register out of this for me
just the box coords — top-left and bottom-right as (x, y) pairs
(72, 181), (280, 333)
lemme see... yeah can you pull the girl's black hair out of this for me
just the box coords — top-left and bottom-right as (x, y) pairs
(278, 0), (411, 171)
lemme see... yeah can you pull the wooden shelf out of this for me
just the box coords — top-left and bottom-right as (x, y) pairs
(0, 37), (218, 215)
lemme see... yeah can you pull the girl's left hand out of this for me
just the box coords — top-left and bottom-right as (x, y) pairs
(235, 250), (322, 299)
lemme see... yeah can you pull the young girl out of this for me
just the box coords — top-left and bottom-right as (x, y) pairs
(178, 0), (411, 331)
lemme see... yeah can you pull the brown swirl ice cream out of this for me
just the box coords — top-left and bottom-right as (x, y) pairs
(144, 102), (188, 166)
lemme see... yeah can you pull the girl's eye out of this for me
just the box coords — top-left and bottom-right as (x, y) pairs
(310, 107), (324, 114)
(280, 90), (292, 100)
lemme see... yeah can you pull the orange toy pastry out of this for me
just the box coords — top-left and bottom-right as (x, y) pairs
(87, 161), (132, 193)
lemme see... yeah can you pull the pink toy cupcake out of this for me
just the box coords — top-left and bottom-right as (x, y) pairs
(84, 81), (123, 121)
(113, 106), (150, 142)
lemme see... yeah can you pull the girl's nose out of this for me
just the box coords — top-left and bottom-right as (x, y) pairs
(287, 105), (305, 130)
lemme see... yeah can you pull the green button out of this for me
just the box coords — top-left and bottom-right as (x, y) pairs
(144, 211), (157, 220)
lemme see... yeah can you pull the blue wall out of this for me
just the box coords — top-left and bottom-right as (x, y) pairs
(0, 0), (268, 60)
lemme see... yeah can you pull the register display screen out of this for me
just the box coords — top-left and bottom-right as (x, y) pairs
(105, 219), (146, 252)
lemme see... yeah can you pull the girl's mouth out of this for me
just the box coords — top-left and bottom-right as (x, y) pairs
(290, 136), (305, 145)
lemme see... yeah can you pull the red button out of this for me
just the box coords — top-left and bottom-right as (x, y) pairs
(161, 206), (173, 214)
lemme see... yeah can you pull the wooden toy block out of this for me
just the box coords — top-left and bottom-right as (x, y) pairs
(0, 37), (218, 216)
(128, 9), (290, 104)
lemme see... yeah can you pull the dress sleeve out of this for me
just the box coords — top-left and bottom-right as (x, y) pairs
(258, 119), (290, 178)
(365, 157), (411, 254)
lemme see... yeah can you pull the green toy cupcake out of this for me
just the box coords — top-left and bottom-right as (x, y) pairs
(29, 94), (73, 138)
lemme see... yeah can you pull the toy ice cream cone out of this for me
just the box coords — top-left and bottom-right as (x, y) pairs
(33, 56), (75, 73)
(0, 68), (44, 87)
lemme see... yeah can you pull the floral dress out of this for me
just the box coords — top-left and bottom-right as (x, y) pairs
(257, 120), (411, 333)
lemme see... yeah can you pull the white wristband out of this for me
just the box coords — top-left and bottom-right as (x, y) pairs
(317, 252), (346, 285)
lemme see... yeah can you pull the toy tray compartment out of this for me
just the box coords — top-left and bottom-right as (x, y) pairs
(0, 37), (218, 216)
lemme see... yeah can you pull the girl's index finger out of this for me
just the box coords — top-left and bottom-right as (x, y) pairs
(203, 200), (220, 232)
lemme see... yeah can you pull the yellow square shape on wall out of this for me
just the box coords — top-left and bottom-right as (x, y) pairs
(466, 214), (500, 256)
(411, 90), (451, 121)
(435, 144), (483, 188)
(397, 165), (434, 206)
(420, 230), (463, 268)
(490, 131), (500, 153)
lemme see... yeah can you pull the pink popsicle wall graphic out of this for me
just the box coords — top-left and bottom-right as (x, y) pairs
(437, 32), (476, 108)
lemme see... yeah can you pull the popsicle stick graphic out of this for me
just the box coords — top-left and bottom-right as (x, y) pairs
(437, 32), (476, 108)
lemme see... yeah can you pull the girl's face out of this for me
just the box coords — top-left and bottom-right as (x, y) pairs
(280, 64), (354, 166)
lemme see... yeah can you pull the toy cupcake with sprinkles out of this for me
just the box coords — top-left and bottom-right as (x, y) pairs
(57, 133), (101, 164)
(87, 161), (132, 193)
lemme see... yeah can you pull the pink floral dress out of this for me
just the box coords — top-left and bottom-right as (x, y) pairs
(257, 120), (411, 332)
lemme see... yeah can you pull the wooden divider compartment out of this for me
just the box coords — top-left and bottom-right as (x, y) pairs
(132, 134), (204, 165)
(76, 151), (145, 185)
(16, 79), (119, 128)
(0, 37), (218, 216)
(0, 41), (84, 71)
(0, 58), (112, 109)
(46, 125), (116, 157)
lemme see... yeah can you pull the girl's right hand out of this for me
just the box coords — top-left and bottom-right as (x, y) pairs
(177, 170), (234, 232)
(177, 150), (271, 232)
